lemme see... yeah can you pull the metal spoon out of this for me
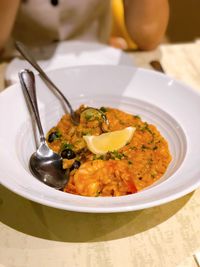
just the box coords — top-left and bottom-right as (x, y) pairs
(15, 40), (79, 125)
(19, 69), (69, 189)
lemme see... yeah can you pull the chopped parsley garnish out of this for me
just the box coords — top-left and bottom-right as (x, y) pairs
(93, 155), (104, 160)
(61, 142), (73, 150)
(139, 122), (153, 134)
(81, 131), (92, 136)
(110, 150), (125, 160)
(134, 115), (141, 119)
(47, 130), (61, 142)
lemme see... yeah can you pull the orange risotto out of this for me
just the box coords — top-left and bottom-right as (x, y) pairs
(47, 105), (172, 197)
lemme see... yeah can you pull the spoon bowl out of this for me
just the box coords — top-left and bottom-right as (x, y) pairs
(30, 143), (68, 189)
(19, 69), (69, 190)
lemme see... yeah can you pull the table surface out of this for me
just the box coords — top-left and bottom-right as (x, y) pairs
(1, 42), (200, 267)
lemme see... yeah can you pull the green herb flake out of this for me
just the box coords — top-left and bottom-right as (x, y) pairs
(111, 150), (125, 160)
(61, 143), (73, 150)
(134, 115), (141, 119)
(82, 131), (91, 136)
(93, 155), (104, 160)
(56, 130), (62, 137)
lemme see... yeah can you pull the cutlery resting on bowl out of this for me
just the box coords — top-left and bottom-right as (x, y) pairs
(19, 69), (69, 189)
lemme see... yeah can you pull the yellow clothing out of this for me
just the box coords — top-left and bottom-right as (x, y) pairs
(111, 0), (137, 49)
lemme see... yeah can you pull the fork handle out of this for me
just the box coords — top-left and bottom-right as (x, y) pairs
(15, 41), (78, 125)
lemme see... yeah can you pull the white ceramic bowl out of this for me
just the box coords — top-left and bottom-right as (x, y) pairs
(0, 65), (200, 213)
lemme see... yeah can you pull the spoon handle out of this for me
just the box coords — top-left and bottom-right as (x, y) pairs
(19, 69), (46, 144)
(15, 41), (78, 125)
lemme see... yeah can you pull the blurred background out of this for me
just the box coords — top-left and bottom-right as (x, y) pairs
(166, 0), (200, 43)
(111, 0), (200, 50)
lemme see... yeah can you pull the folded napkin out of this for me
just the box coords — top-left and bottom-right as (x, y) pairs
(5, 41), (133, 85)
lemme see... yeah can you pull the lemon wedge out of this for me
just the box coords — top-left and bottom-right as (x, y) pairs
(83, 126), (136, 155)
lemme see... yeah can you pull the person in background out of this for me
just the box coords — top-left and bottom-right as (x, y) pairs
(0, 0), (169, 53)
